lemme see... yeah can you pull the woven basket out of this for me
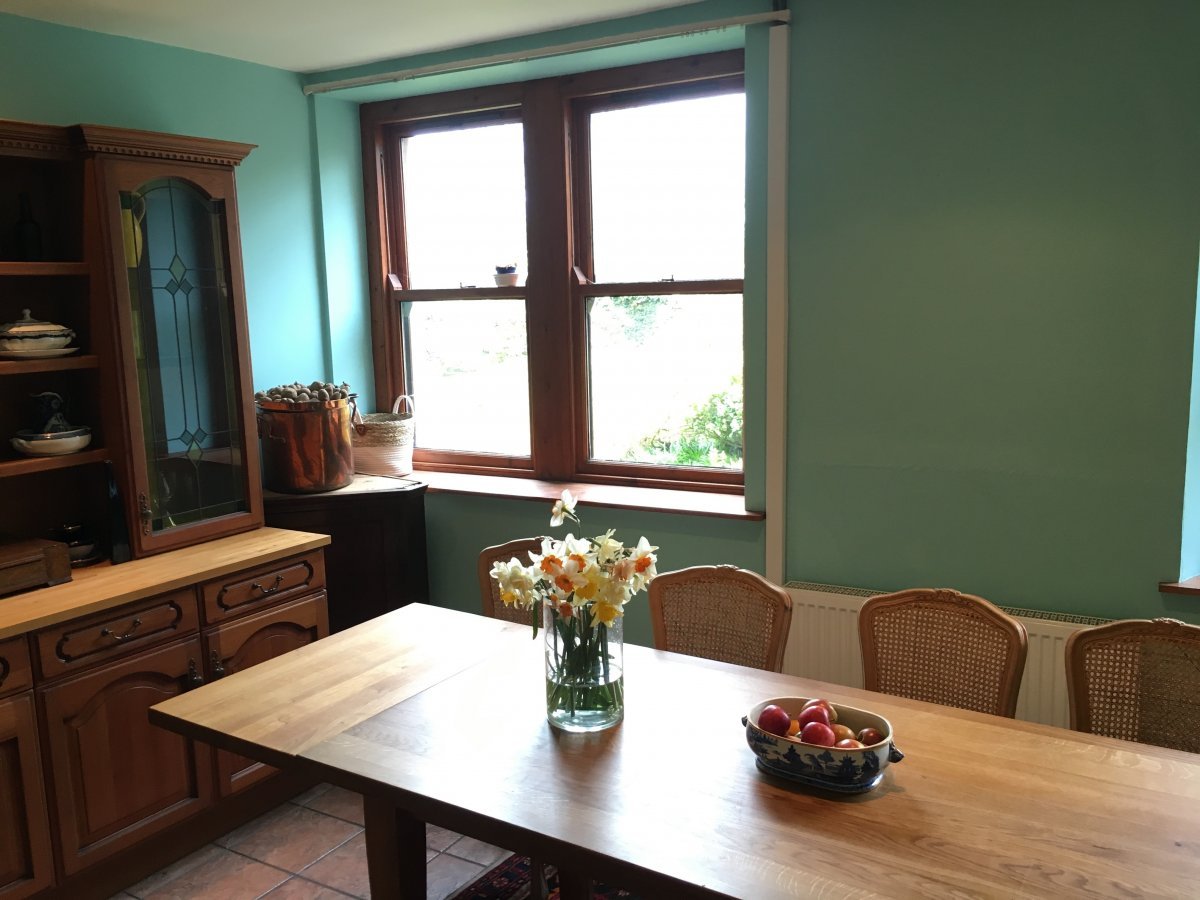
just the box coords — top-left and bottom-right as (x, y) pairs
(352, 395), (415, 476)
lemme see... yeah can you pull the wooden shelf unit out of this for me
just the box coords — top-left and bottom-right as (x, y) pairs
(0, 447), (108, 477)
(0, 353), (99, 375)
(0, 261), (89, 276)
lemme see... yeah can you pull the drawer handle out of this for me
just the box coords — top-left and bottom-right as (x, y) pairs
(100, 618), (143, 642)
(186, 658), (205, 690)
(209, 649), (226, 679)
(251, 574), (285, 596)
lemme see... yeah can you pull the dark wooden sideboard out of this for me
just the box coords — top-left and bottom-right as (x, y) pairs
(263, 475), (429, 633)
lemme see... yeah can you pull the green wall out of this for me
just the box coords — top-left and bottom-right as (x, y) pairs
(425, 494), (764, 645)
(784, 0), (1200, 621)
(0, 13), (330, 389)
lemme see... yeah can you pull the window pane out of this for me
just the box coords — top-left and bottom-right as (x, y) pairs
(402, 123), (527, 288)
(589, 93), (744, 282)
(587, 294), (742, 469)
(403, 300), (530, 456)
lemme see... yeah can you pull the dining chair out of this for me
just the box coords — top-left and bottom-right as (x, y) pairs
(1064, 617), (1200, 753)
(858, 588), (1028, 717)
(478, 534), (552, 900)
(477, 536), (544, 626)
(648, 565), (794, 672)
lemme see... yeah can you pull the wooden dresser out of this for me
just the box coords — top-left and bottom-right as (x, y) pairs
(0, 527), (329, 900)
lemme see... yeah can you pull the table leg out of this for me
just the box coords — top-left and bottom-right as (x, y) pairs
(557, 868), (591, 900)
(363, 795), (426, 900)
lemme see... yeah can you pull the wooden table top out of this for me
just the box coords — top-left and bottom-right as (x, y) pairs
(152, 603), (1200, 899)
(0, 526), (331, 639)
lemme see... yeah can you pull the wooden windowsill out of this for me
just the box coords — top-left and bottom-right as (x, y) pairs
(416, 470), (763, 520)
(1159, 577), (1200, 596)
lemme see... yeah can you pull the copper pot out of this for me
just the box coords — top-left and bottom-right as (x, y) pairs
(256, 397), (354, 493)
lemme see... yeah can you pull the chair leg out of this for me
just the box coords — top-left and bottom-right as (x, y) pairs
(530, 856), (548, 900)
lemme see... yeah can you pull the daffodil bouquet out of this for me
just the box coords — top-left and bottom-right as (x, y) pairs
(490, 490), (657, 731)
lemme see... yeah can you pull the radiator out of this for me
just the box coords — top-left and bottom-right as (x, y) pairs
(781, 582), (1109, 729)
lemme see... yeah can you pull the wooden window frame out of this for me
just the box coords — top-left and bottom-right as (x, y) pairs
(360, 51), (745, 492)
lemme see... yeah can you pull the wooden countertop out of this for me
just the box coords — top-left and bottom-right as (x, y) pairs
(0, 527), (330, 639)
(264, 473), (425, 501)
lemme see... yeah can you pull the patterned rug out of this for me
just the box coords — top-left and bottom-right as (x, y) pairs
(449, 854), (640, 900)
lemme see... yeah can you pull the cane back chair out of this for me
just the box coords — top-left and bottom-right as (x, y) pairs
(858, 588), (1028, 717)
(1065, 617), (1200, 753)
(649, 565), (793, 672)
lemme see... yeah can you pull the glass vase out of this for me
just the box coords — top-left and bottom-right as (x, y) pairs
(543, 602), (624, 732)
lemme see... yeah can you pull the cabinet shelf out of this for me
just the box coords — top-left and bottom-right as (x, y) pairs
(0, 354), (99, 375)
(0, 261), (89, 277)
(0, 448), (107, 477)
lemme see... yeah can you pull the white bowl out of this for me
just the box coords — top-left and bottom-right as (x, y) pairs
(0, 333), (73, 352)
(0, 309), (74, 351)
(743, 696), (903, 793)
(11, 428), (92, 457)
(493, 272), (519, 287)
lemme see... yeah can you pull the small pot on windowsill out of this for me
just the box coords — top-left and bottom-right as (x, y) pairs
(494, 265), (519, 287)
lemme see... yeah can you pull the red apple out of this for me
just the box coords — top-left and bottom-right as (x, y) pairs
(757, 704), (792, 737)
(857, 727), (886, 746)
(802, 697), (838, 723)
(796, 704), (832, 729)
(834, 738), (864, 749)
(800, 721), (836, 747)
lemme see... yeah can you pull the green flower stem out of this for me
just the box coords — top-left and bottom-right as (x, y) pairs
(545, 600), (622, 725)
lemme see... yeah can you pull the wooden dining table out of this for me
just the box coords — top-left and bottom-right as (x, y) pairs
(150, 602), (1200, 899)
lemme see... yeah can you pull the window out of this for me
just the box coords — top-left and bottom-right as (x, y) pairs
(361, 52), (745, 489)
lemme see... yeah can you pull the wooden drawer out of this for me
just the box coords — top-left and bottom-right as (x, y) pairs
(201, 551), (326, 624)
(35, 589), (199, 681)
(0, 636), (32, 698)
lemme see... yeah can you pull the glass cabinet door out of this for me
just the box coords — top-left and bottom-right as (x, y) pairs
(101, 158), (262, 555)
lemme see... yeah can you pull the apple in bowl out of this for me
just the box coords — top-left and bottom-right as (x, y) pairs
(742, 696), (903, 793)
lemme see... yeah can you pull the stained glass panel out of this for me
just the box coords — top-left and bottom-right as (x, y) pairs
(122, 178), (247, 534)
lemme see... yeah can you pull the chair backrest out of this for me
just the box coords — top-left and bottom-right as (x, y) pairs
(648, 565), (793, 672)
(1065, 617), (1200, 753)
(478, 537), (544, 626)
(858, 588), (1028, 717)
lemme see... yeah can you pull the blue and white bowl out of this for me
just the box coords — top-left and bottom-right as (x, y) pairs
(742, 696), (903, 793)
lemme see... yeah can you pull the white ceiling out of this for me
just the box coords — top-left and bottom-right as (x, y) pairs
(0, 0), (708, 73)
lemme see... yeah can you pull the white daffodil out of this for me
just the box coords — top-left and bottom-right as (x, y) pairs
(630, 536), (658, 591)
(490, 558), (537, 608)
(592, 529), (623, 565)
(550, 488), (578, 527)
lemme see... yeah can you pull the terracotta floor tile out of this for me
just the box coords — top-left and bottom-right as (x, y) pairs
(300, 832), (370, 899)
(425, 853), (486, 900)
(261, 876), (355, 899)
(298, 785), (365, 826)
(290, 783), (334, 808)
(216, 803), (362, 872)
(126, 844), (290, 900)
(444, 836), (509, 868)
(425, 823), (460, 852)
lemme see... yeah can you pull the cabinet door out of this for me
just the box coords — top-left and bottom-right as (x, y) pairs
(38, 636), (214, 875)
(206, 591), (328, 796)
(95, 154), (262, 557)
(0, 693), (53, 900)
